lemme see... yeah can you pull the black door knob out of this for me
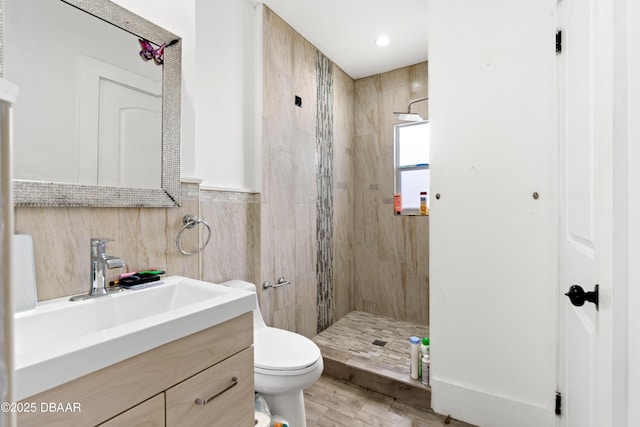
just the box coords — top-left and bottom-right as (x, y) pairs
(565, 284), (599, 310)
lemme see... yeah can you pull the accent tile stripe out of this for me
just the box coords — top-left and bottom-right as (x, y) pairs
(316, 51), (334, 333)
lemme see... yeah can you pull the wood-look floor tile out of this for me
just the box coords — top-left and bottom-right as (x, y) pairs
(304, 398), (329, 423)
(303, 381), (366, 418)
(356, 403), (415, 427)
(316, 408), (368, 427)
(389, 399), (475, 426)
(305, 376), (476, 427)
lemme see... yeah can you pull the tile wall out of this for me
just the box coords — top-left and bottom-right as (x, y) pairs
(316, 50), (334, 333)
(198, 189), (260, 285)
(260, 8), (355, 337)
(13, 183), (261, 301)
(353, 63), (430, 324)
(260, 8), (319, 338)
(332, 66), (355, 322)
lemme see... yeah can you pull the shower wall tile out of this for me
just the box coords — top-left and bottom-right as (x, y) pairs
(315, 51), (334, 333)
(354, 77), (380, 137)
(354, 133), (382, 197)
(333, 136), (352, 184)
(265, 73), (294, 153)
(354, 186), (379, 247)
(333, 187), (353, 321)
(295, 271), (318, 338)
(295, 203), (316, 277)
(334, 66), (355, 139)
(416, 217), (429, 277)
(403, 267), (430, 323)
(294, 130), (317, 204)
(273, 225), (296, 285)
(332, 65), (355, 322)
(353, 62), (429, 325)
(293, 32), (318, 135)
(261, 8), (319, 337)
(269, 149), (296, 230)
(265, 8), (294, 77)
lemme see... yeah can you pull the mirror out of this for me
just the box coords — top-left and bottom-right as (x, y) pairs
(5, 0), (182, 207)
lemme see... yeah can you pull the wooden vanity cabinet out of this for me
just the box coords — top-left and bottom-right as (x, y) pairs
(17, 312), (254, 427)
(98, 394), (165, 427)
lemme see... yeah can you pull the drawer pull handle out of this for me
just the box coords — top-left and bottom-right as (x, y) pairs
(195, 377), (238, 406)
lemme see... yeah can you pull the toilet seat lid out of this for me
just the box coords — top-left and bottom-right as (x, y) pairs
(254, 327), (321, 371)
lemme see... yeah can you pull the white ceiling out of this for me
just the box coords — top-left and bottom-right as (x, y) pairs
(260, 0), (428, 80)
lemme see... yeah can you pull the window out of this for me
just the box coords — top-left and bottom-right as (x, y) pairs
(394, 121), (430, 214)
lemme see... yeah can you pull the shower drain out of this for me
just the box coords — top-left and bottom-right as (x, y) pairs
(372, 340), (387, 347)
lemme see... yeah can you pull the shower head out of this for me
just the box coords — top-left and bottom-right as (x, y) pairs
(393, 112), (424, 122)
(394, 97), (428, 122)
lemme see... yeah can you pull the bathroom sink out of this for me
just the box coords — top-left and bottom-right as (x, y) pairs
(13, 276), (254, 400)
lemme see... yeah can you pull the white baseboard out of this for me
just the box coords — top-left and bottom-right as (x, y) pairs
(431, 379), (556, 427)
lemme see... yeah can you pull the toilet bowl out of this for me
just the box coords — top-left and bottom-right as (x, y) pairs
(220, 280), (323, 427)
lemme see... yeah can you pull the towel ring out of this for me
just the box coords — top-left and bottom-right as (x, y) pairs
(176, 214), (211, 256)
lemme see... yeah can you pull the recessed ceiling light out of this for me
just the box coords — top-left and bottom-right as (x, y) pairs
(376, 36), (390, 47)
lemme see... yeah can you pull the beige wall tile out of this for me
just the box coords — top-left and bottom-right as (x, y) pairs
(353, 62), (429, 325)
(199, 189), (260, 285)
(15, 183), (259, 301)
(261, 7), (322, 333)
(332, 66), (355, 322)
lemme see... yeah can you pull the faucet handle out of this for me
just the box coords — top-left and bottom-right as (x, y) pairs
(91, 237), (115, 243)
(91, 237), (115, 256)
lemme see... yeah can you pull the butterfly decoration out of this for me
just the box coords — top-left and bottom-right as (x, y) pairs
(138, 39), (155, 62)
(152, 44), (165, 66)
(138, 38), (174, 66)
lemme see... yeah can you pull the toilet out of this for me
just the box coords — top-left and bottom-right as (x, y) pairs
(220, 280), (323, 427)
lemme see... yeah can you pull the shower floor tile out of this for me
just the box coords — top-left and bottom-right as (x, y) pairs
(312, 311), (431, 407)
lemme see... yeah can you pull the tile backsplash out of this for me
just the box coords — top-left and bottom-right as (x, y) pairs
(14, 182), (258, 301)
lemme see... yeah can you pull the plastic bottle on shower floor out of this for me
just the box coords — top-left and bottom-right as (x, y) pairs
(422, 353), (430, 386)
(421, 337), (430, 358)
(410, 336), (420, 379)
(419, 337), (429, 379)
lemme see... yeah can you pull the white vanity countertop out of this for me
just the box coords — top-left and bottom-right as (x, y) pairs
(13, 276), (254, 400)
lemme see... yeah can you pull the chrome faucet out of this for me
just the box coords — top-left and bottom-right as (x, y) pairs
(70, 238), (124, 301)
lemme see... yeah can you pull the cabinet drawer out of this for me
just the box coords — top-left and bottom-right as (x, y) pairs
(99, 394), (164, 427)
(166, 347), (254, 427)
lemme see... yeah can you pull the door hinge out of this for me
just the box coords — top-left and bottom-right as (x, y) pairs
(556, 30), (562, 54)
(555, 391), (562, 415)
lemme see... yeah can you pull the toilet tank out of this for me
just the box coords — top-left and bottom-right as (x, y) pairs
(218, 279), (267, 330)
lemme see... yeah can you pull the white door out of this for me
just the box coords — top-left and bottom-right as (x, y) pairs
(76, 56), (162, 187)
(97, 79), (162, 189)
(557, 0), (615, 425)
(628, 1), (640, 424)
